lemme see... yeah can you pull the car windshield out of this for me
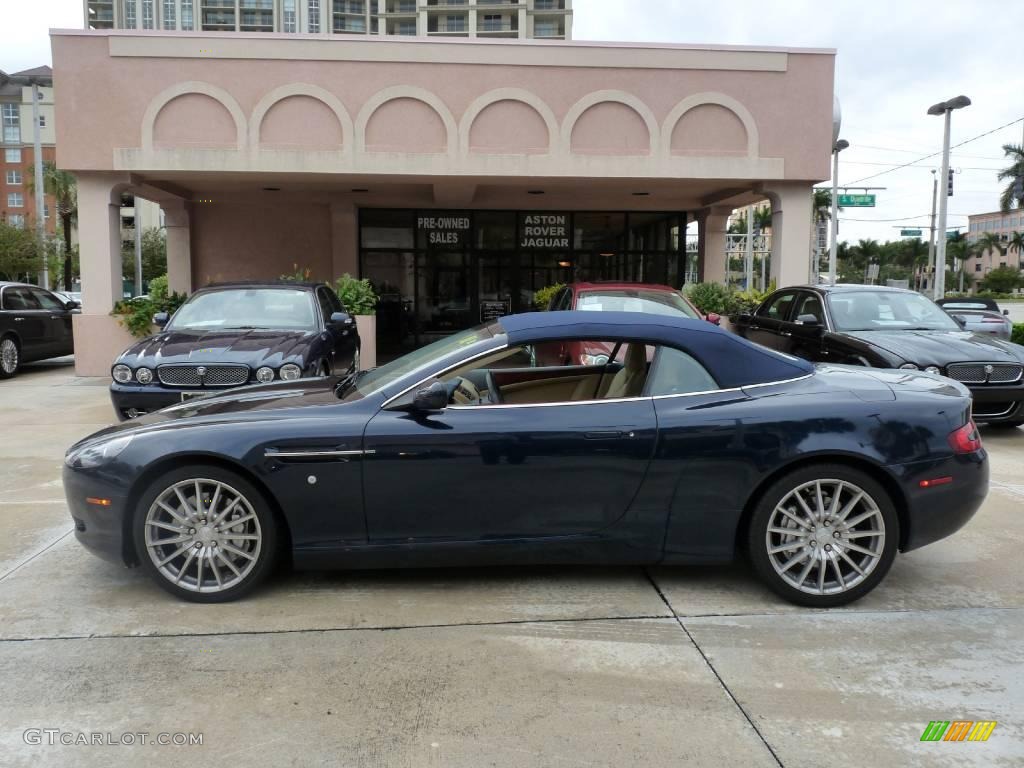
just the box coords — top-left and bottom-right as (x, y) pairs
(577, 290), (701, 319)
(349, 322), (501, 397)
(828, 291), (960, 332)
(168, 288), (317, 331)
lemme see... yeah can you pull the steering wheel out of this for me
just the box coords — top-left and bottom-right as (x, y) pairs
(485, 370), (502, 404)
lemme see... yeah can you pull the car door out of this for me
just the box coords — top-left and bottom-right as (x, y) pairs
(1, 287), (49, 361)
(361, 345), (658, 543)
(787, 290), (829, 362)
(745, 290), (799, 352)
(317, 286), (357, 373)
(29, 287), (74, 357)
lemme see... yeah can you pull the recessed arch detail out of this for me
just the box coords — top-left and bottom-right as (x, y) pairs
(561, 90), (659, 156)
(661, 92), (759, 158)
(141, 81), (246, 152)
(355, 85), (458, 156)
(249, 83), (353, 156)
(459, 88), (558, 156)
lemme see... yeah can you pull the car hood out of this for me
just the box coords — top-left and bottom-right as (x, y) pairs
(840, 329), (1024, 366)
(116, 328), (317, 367)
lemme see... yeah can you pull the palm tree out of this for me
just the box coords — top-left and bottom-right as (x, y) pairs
(1009, 231), (1024, 268)
(26, 161), (77, 291)
(997, 143), (1024, 212)
(900, 238), (929, 290)
(946, 232), (971, 292)
(753, 205), (773, 233)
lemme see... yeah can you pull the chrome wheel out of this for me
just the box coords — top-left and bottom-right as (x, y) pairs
(765, 479), (885, 596)
(143, 478), (262, 594)
(0, 338), (18, 376)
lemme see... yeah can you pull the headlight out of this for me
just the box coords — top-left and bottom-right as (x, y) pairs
(64, 434), (134, 469)
(112, 364), (132, 384)
(924, 366), (941, 375)
(135, 367), (153, 384)
(581, 354), (610, 367)
(256, 366), (275, 383)
(280, 363), (302, 381)
(899, 363), (919, 371)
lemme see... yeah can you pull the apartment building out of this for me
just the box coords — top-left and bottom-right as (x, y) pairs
(85, 0), (573, 39)
(0, 67), (57, 236)
(967, 209), (1024, 278)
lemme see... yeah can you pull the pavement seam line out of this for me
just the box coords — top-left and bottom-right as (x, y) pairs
(0, 528), (74, 583)
(644, 568), (785, 768)
(0, 612), (677, 644)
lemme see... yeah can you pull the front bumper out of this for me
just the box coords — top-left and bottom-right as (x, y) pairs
(110, 382), (245, 420)
(63, 464), (133, 566)
(966, 384), (1024, 423)
(898, 451), (989, 552)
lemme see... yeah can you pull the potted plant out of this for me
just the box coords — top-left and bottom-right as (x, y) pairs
(334, 273), (379, 370)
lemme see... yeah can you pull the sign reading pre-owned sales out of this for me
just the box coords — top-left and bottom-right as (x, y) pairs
(520, 213), (570, 249)
(418, 214), (471, 247)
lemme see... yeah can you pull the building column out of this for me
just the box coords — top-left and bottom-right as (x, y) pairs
(763, 182), (814, 289)
(330, 199), (358, 279)
(162, 199), (193, 295)
(696, 206), (731, 285)
(73, 172), (136, 376)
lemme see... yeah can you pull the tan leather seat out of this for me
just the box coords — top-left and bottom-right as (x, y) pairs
(604, 343), (647, 399)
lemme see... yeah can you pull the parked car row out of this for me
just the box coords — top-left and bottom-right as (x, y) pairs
(0, 281), (78, 379)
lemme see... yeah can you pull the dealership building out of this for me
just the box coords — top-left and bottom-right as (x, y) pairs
(51, 29), (835, 374)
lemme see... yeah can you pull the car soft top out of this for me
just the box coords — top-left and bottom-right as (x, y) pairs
(499, 310), (813, 389)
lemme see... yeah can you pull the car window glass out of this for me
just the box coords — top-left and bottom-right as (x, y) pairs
(168, 288), (317, 331)
(9, 288), (40, 310)
(30, 288), (64, 311)
(828, 291), (959, 331)
(316, 289), (334, 323)
(325, 287), (345, 314)
(646, 346), (719, 396)
(757, 292), (796, 320)
(576, 290), (700, 320)
(794, 293), (824, 324)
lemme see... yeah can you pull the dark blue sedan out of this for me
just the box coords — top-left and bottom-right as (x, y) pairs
(64, 311), (988, 606)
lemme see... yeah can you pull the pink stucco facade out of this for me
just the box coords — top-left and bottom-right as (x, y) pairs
(50, 29), (835, 374)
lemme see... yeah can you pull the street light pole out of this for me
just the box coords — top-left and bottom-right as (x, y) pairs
(31, 83), (47, 289)
(928, 95), (970, 299)
(829, 139), (849, 285)
(927, 169), (937, 295)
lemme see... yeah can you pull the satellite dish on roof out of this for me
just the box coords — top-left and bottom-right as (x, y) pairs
(833, 96), (842, 145)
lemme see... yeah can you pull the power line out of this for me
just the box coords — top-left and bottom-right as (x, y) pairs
(855, 143), (1004, 160)
(844, 116), (1024, 185)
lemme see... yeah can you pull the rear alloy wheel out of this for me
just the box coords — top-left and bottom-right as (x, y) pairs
(748, 465), (898, 607)
(133, 467), (278, 602)
(0, 336), (19, 379)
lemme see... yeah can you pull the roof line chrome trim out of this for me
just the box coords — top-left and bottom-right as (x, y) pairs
(448, 396), (651, 410)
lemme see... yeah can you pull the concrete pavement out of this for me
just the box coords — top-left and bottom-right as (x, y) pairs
(1, 363), (1022, 766)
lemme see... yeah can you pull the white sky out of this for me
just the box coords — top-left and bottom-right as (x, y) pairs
(3, 0), (1022, 245)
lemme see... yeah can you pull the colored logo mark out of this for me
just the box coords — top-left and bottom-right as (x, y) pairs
(920, 721), (997, 742)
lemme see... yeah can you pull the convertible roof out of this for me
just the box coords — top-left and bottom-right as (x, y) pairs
(499, 311), (813, 388)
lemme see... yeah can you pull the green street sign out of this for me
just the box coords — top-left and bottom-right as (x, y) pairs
(838, 193), (876, 207)
(900, 229), (922, 237)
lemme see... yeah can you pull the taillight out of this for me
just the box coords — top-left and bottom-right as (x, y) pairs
(948, 421), (982, 454)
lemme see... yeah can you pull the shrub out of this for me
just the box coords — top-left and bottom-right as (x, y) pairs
(682, 282), (733, 315)
(111, 273), (186, 338)
(1012, 323), (1024, 346)
(534, 283), (565, 310)
(334, 273), (378, 316)
(726, 288), (770, 317)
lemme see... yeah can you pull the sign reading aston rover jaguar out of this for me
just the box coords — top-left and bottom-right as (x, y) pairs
(520, 213), (570, 249)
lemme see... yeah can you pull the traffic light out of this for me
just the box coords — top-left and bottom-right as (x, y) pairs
(947, 168), (954, 197)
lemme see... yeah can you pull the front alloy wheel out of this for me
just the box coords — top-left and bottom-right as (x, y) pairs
(748, 465), (898, 607)
(134, 467), (277, 602)
(0, 336), (19, 378)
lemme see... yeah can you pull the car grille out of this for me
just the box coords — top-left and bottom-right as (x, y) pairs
(944, 363), (1023, 385)
(157, 364), (250, 388)
(973, 401), (1017, 419)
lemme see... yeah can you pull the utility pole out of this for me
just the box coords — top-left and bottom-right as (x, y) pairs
(829, 140), (849, 284)
(31, 83), (46, 289)
(928, 95), (970, 299)
(134, 198), (143, 296)
(927, 169), (937, 294)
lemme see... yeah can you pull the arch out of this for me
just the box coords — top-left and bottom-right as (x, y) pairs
(249, 83), (354, 153)
(560, 90), (659, 156)
(459, 88), (558, 156)
(661, 92), (759, 158)
(355, 86), (457, 155)
(141, 81), (246, 152)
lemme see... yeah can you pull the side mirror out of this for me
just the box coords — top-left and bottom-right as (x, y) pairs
(796, 313), (821, 327)
(412, 381), (448, 413)
(1004, 309), (1010, 316)
(65, 300), (80, 310)
(153, 312), (169, 328)
(330, 311), (355, 327)
(705, 312), (722, 326)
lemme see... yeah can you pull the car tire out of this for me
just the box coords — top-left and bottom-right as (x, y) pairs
(747, 464), (899, 608)
(133, 465), (279, 603)
(0, 335), (20, 379)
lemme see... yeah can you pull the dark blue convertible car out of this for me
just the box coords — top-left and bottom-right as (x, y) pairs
(64, 311), (988, 606)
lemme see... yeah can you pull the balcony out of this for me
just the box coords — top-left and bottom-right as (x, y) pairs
(478, 17), (518, 34)
(533, 0), (566, 9)
(384, 0), (417, 13)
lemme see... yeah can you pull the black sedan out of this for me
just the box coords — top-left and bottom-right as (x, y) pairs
(109, 281), (359, 420)
(65, 311), (987, 607)
(0, 281), (78, 378)
(734, 284), (1024, 427)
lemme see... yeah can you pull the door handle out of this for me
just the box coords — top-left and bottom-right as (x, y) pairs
(584, 431), (624, 440)
(780, 331), (792, 337)
(14, 317), (25, 322)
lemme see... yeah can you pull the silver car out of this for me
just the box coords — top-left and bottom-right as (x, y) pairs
(936, 299), (1013, 340)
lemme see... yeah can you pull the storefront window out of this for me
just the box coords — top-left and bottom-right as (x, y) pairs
(361, 209), (414, 249)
